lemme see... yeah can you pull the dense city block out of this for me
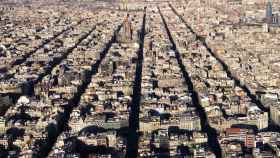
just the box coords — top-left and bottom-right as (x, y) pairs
(0, 0), (280, 158)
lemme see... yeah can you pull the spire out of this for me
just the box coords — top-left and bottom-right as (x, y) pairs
(117, 14), (133, 43)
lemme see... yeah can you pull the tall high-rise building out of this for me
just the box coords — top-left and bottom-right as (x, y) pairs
(266, 1), (273, 23)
